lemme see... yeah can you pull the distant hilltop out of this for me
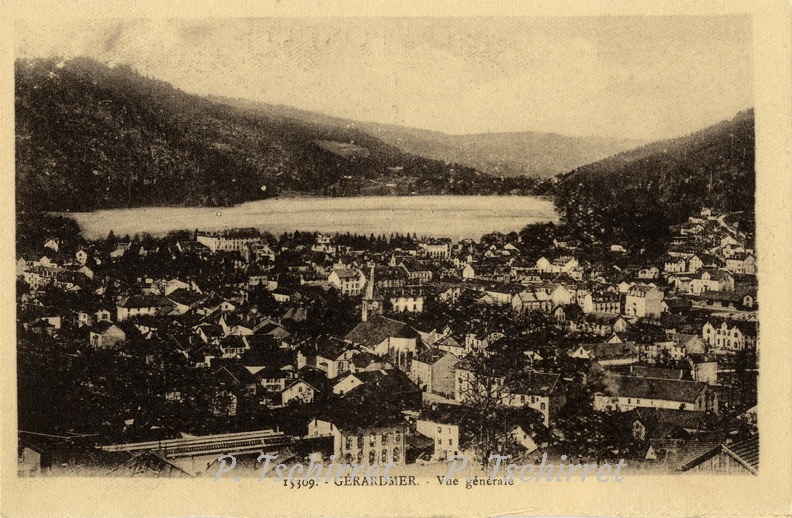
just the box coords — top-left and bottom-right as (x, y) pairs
(15, 58), (548, 212)
(553, 109), (755, 246)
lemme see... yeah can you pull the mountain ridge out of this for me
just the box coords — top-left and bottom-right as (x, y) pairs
(210, 95), (645, 178)
(553, 108), (755, 245)
(16, 57), (544, 212)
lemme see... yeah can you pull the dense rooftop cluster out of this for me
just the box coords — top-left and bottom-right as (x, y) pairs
(17, 207), (757, 476)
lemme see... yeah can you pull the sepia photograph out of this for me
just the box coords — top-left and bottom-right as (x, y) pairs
(2, 1), (791, 517)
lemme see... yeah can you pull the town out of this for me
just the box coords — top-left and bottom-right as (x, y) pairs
(16, 206), (758, 477)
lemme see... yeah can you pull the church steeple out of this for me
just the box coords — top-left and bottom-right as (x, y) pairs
(361, 264), (383, 322)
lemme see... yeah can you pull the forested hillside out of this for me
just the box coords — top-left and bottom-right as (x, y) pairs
(16, 58), (523, 212)
(553, 109), (755, 245)
(212, 96), (643, 179)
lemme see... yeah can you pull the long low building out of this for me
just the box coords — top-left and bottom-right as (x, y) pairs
(593, 375), (718, 414)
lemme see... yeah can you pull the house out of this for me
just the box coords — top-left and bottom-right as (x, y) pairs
(624, 285), (664, 318)
(398, 259), (433, 283)
(410, 349), (460, 397)
(570, 340), (638, 366)
(43, 238), (62, 252)
(18, 444), (43, 476)
(349, 351), (389, 373)
(245, 264), (275, 289)
(511, 290), (552, 314)
(219, 335), (251, 358)
(454, 365), (561, 426)
(416, 404), (469, 461)
(593, 375), (718, 413)
(464, 330), (504, 354)
(577, 291), (621, 314)
(629, 408), (715, 442)
(383, 286), (425, 314)
(345, 315), (420, 370)
(678, 435), (758, 475)
(372, 264), (408, 289)
(435, 334), (465, 358)
(72, 310), (93, 328)
(689, 269), (735, 295)
(176, 241), (209, 255)
(300, 336), (357, 379)
(196, 228), (260, 252)
(702, 320), (758, 352)
(669, 333), (708, 359)
(311, 234), (336, 254)
(167, 288), (205, 315)
(636, 266), (660, 280)
(332, 369), (422, 410)
(327, 268), (366, 296)
(461, 263), (476, 280)
(687, 254), (704, 273)
(419, 239), (451, 259)
(501, 372), (562, 426)
(549, 284), (577, 306)
(536, 256), (579, 274)
(280, 379), (316, 406)
(663, 256), (687, 274)
(89, 321), (126, 348)
(116, 295), (173, 322)
(724, 253), (756, 275)
(307, 408), (408, 465)
(688, 354), (718, 385)
(578, 313), (629, 337)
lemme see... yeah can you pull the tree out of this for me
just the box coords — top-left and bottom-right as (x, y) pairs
(455, 342), (530, 466)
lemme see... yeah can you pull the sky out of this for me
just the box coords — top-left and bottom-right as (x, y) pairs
(15, 16), (753, 140)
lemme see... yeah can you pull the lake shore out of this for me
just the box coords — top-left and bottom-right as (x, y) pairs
(56, 195), (559, 241)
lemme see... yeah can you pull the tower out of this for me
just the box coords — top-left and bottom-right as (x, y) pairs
(361, 264), (384, 322)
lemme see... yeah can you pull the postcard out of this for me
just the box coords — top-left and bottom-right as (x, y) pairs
(1, 1), (790, 517)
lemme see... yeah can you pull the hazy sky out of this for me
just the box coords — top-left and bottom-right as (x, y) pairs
(15, 16), (753, 140)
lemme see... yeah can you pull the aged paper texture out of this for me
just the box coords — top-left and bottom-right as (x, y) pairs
(1, 1), (791, 517)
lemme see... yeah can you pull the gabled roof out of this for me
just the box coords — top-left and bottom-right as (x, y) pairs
(91, 321), (123, 334)
(167, 289), (204, 307)
(311, 336), (352, 361)
(586, 341), (638, 360)
(510, 372), (560, 396)
(344, 315), (418, 348)
(350, 350), (382, 368)
(413, 348), (456, 365)
(118, 294), (173, 309)
(601, 375), (708, 403)
(312, 395), (409, 434)
(332, 268), (362, 279)
(679, 434), (758, 474)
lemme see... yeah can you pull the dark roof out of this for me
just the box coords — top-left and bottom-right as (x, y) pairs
(629, 366), (685, 380)
(601, 375), (708, 403)
(418, 403), (471, 425)
(167, 289), (204, 306)
(350, 351), (381, 368)
(633, 408), (715, 431)
(413, 348), (455, 365)
(723, 435), (759, 472)
(587, 341), (638, 360)
(332, 268), (362, 279)
(510, 372), (560, 396)
(311, 336), (352, 361)
(344, 315), (418, 348)
(91, 321), (122, 334)
(314, 400), (408, 434)
(119, 294), (173, 309)
(678, 434), (758, 474)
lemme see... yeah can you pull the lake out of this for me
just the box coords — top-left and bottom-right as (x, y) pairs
(64, 196), (559, 241)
